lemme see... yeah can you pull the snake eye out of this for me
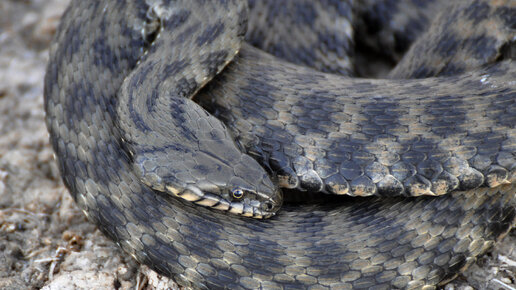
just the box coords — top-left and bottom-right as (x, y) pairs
(232, 188), (244, 199)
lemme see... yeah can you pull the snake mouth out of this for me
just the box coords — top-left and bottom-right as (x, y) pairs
(174, 185), (282, 219)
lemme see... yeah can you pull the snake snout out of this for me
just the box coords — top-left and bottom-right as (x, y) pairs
(225, 174), (282, 219)
(260, 190), (283, 218)
(259, 181), (283, 218)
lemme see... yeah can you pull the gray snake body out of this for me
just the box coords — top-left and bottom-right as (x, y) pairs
(44, 0), (516, 288)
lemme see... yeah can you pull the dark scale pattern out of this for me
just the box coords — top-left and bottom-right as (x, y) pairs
(353, 0), (447, 64)
(44, 0), (515, 289)
(200, 44), (516, 197)
(390, 0), (516, 78)
(246, 0), (354, 75)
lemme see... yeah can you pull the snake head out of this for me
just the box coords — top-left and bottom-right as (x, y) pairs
(181, 170), (283, 219)
(169, 153), (282, 219)
(120, 93), (282, 218)
(134, 148), (282, 219)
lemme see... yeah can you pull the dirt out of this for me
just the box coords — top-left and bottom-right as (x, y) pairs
(0, 0), (513, 289)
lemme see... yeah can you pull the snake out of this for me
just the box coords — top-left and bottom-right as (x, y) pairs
(43, 0), (516, 288)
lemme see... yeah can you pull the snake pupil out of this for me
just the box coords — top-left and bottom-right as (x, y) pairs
(232, 189), (244, 199)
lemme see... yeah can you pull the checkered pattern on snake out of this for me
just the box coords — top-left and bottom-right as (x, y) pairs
(44, 0), (515, 288)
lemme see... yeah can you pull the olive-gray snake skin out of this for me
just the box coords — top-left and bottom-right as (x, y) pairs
(44, 0), (516, 288)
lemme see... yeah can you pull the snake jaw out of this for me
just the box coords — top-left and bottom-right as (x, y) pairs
(172, 182), (281, 219)
(227, 197), (279, 219)
(259, 188), (283, 218)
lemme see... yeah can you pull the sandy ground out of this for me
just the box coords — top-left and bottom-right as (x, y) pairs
(0, 0), (514, 289)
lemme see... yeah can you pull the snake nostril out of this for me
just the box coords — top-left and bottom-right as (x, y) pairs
(263, 201), (273, 211)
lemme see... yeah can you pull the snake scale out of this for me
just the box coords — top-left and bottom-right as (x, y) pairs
(44, 0), (516, 289)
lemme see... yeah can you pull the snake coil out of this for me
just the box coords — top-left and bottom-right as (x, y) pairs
(44, 0), (515, 288)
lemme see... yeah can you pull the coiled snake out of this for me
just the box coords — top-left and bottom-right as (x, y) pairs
(44, 0), (516, 288)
